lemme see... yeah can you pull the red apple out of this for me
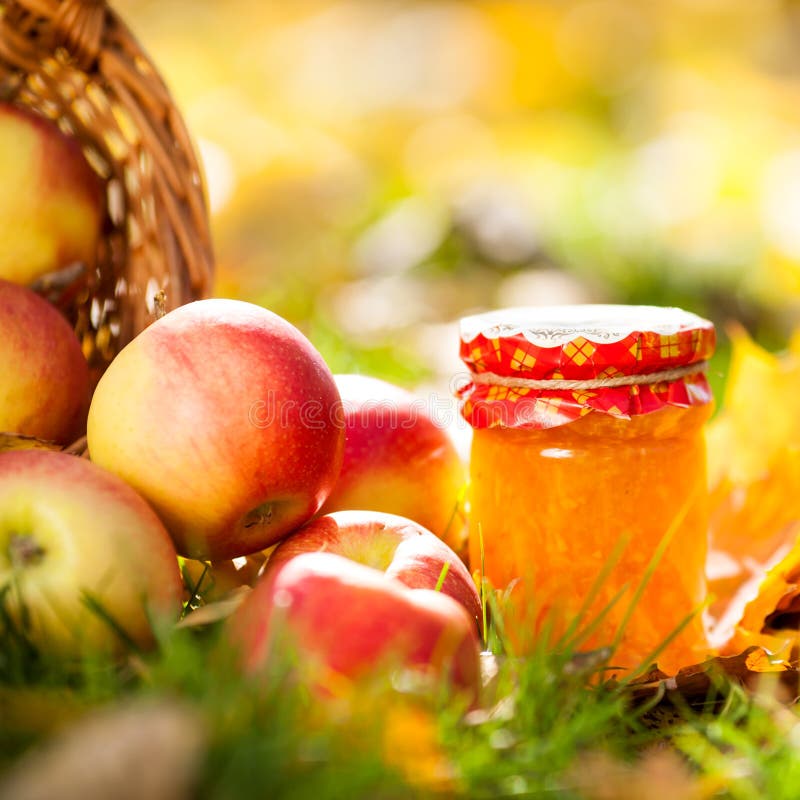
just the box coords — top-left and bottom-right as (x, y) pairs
(86, 299), (345, 561)
(229, 552), (481, 699)
(0, 103), (103, 286)
(0, 450), (183, 656)
(319, 375), (467, 555)
(266, 510), (482, 633)
(0, 279), (89, 443)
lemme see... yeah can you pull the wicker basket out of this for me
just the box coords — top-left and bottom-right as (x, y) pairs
(0, 0), (214, 378)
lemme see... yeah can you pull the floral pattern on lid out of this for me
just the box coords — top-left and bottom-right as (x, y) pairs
(457, 304), (715, 430)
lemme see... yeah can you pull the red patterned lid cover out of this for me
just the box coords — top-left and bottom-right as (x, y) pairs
(457, 305), (715, 429)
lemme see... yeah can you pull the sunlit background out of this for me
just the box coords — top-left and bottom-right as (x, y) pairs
(115, 0), (800, 396)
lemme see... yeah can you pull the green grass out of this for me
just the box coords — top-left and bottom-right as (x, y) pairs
(3, 576), (800, 800)
(0, 491), (793, 799)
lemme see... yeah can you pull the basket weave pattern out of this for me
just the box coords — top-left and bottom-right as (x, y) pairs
(0, 0), (213, 374)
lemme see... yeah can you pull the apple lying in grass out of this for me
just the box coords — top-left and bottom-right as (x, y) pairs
(87, 299), (345, 561)
(229, 552), (481, 699)
(320, 375), (467, 555)
(0, 103), (103, 286)
(0, 279), (89, 443)
(0, 450), (183, 656)
(266, 510), (482, 633)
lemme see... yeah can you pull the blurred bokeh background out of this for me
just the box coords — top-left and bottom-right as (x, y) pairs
(115, 0), (800, 397)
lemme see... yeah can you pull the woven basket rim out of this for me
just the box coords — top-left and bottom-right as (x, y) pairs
(0, 0), (213, 374)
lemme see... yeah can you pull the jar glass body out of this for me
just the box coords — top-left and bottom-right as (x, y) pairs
(469, 402), (712, 675)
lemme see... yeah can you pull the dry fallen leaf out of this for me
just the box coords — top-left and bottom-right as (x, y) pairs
(626, 647), (793, 707)
(706, 326), (800, 650)
(724, 534), (800, 660)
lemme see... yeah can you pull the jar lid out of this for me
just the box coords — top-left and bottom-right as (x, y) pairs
(457, 304), (715, 429)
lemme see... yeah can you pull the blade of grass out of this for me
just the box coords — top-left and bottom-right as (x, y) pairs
(620, 598), (712, 687)
(560, 581), (631, 656)
(479, 523), (488, 649)
(441, 483), (467, 547)
(554, 530), (633, 653)
(0, 582), (39, 680)
(485, 582), (514, 658)
(80, 591), (142, 654)
(609, 488), (697, 661)
(182, 561), (210, 618)
(434, 561), (451, 592)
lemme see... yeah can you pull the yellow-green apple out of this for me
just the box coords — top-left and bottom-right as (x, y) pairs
(87, 299), (345, 561)
(228, 551), (481, 700)
(266, 510), (481, 633)
(0, 450), (183, 656)
(0, 279), (89, 443)
(319, 375), (467, 555)
(0, 103), (103, 286)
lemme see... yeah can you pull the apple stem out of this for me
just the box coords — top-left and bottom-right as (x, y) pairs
(8, 534), (46, 568)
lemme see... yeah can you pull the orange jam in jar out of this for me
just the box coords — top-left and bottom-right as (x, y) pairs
(458, 306), (716, 676)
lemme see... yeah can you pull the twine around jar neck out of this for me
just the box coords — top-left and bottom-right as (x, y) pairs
(469, 361), (708, 392)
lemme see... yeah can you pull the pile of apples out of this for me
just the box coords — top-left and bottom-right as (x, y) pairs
(0, 102), (481, 703)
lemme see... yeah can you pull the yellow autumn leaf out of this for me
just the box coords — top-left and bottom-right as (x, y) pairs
(707, 324), (800, 487)
(706, 325), (800, 649)
(720, 510), (800, 656)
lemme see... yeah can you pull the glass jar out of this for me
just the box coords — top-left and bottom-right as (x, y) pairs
(458, 305), (716, 676)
